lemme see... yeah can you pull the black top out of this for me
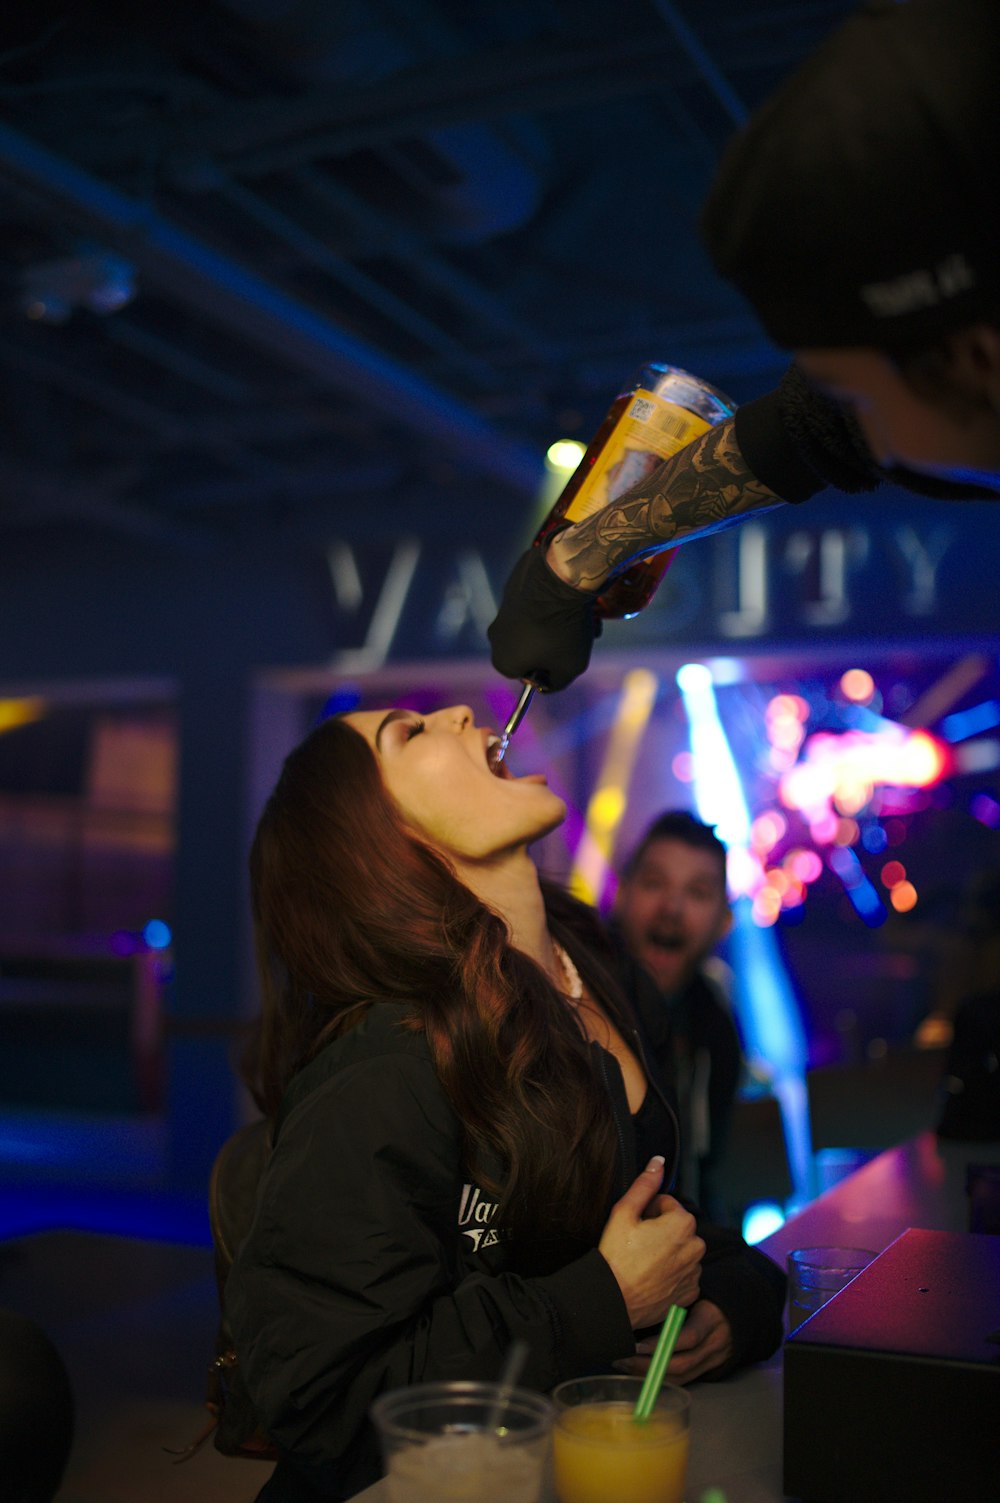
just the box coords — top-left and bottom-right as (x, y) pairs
(631, 1076), (677, 1169)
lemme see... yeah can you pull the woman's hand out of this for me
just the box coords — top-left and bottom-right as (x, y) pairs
(598, 1156), (705, 1330)
(615, 1299), (735, 1384)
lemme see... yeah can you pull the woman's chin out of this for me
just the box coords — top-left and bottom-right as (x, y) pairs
(533, 794), (567, 839)
(491, 797), (568, 854)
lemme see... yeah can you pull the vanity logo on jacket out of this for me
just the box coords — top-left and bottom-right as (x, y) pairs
(457, 1182), (503, 1251)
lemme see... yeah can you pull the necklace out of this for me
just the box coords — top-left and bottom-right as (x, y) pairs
(551, 939), (583, 1002)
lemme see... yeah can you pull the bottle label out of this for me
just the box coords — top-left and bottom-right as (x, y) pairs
(562, 388), (711, 524)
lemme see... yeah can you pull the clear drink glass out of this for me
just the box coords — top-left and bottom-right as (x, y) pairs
(370, 1380), (553, 1503)
(551, 1373), (690, 1503)
(786, 1246), (877, 1332)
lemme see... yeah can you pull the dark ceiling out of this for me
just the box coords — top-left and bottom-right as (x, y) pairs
(0, 0), (855, 553)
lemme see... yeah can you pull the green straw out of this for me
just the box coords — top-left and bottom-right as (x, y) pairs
(632, 1304), (686, 1421)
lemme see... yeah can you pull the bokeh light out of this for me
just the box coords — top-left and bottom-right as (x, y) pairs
(971, 792), (1000, 828)
(809, 812), (839, 845)
(751, 811), (786, 853)
(840, 668), (875, 703)
(671, 751), (694, 783)
(752, 887), (782, 926)
(143, 919), (172, 950)
(785, 848), (823, 884)
(861, 823), (888, 853)
(588, 785), (626, 830)
(545, 439), (586, 472)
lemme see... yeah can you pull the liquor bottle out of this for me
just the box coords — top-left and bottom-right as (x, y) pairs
(535, 362), (737, 618)
(494, 364), (737, 763)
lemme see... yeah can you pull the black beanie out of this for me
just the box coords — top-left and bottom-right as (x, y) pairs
(701, 0), (1000, 353)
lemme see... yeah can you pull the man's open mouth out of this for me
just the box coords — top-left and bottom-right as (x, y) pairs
(647, 933), (685, 952)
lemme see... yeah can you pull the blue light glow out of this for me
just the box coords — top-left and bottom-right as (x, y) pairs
(727, 901), (808, 1078)
(677, 665), (811, 1200)
(941, 700), (1000, 742)
(742, 1200), (786, 1245)
(0, 1185), (209, 1246)
(319, 686), (362, 720)
(971, 792), (1000, 828)
(861, 822), (888, 854)
(676, 664), (750, 852)
(676, 661), (713, 694)
(704, 658), (746, 686)
(828, 846), (887, 925)
(143, 919), (172, 950)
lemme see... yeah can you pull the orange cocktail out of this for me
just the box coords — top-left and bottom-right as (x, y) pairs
(552, 1376), (690, 1503)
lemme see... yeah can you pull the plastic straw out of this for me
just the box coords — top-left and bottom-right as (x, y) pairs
(487, 1337), (530, 1432)
(632, 1305), (686, 1421)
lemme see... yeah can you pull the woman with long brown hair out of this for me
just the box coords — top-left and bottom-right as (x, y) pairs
(227, 703), (785, 1502)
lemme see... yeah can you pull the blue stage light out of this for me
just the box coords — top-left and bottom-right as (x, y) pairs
(677, 664), (812, 1200)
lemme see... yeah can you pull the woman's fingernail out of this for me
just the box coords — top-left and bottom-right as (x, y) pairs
(645, 1155), (665, 1172)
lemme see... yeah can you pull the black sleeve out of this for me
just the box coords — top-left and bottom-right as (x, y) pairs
(693, 1218), (787, 1376)
(735, 364), (997, 504)
(733, 365), (883, 502)
(226, 1052), (634, 1497)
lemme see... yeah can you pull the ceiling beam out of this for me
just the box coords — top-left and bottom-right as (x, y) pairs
(0, 122), (544, 498)
(173, 34), (694, 177)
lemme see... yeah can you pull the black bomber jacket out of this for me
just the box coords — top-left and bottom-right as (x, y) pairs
(226, 907), (786, 1502)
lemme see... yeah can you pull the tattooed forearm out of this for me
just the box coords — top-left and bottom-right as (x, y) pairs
(547, 418), (786, 591)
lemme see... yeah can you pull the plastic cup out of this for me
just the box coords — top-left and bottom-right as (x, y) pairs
(370, 1380), (552, 1503)
(786, 1245), (876, 1331)
(551, 1373), (690, 1503)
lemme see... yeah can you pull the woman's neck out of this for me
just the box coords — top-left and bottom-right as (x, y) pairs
(451, 847), (561, 983)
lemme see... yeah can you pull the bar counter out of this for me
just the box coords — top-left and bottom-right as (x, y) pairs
(349, 1131), (1000, 1502)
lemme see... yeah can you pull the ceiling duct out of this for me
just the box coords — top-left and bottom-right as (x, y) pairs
(215, 0), (546, 244)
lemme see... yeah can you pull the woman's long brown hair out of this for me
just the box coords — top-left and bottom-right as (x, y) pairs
(244, 715), (619, 1249)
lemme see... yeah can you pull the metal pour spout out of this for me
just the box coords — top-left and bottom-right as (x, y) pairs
(493, 682), (536, 765)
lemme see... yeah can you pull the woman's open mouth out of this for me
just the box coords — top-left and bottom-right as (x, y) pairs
(486, 736), (511, 779)
(483, 729), (549, 786)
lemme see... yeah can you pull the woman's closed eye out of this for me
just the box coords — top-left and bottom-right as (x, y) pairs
(373, 709), (427, 753)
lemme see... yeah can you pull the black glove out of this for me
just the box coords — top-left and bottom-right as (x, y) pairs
(488, 545), (602, 692)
